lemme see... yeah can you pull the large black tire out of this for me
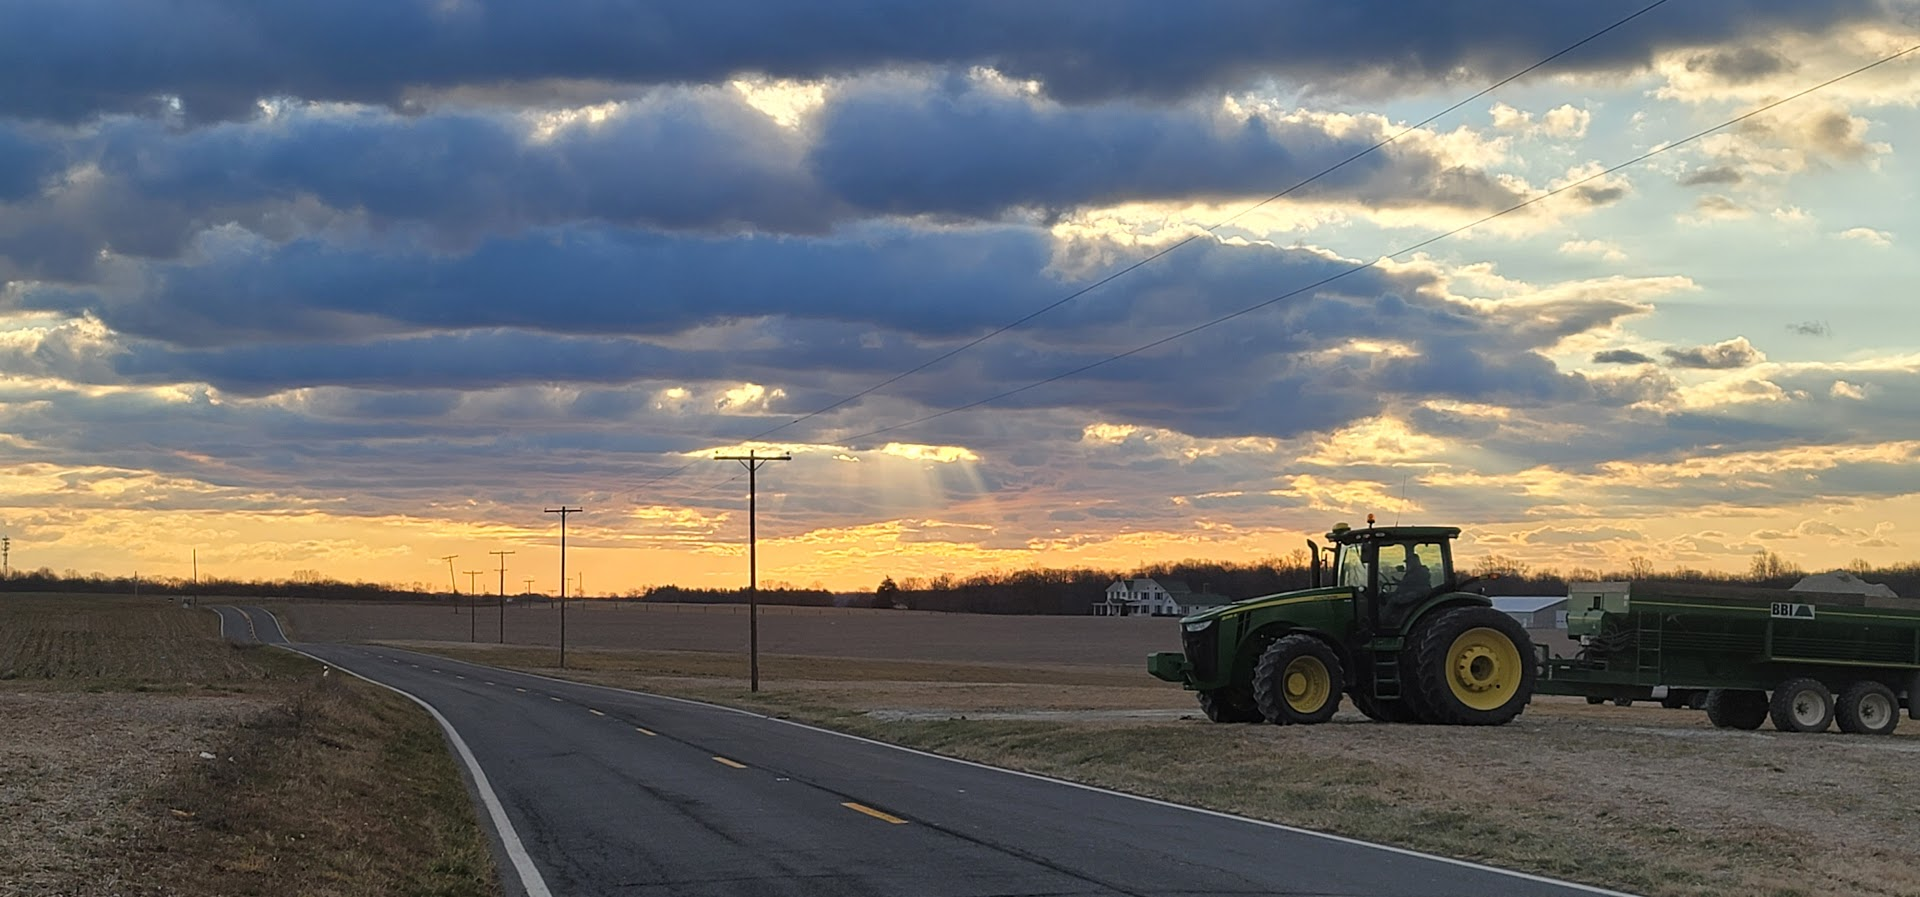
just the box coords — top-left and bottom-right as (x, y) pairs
(1253, 634), (1344, 725)
(1197, 689), (1264, 724)
(1769, 678), (1835, 733)
(1836, 680), (1900, 736)
(1703, 689), (1767, 729)
(1405, 606), (1535, 726)
(1350, 689), (1422, 723)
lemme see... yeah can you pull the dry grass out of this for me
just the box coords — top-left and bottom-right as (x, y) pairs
(384, 619), (1919, 897)
(112, 672), (497, 897)
(0, 594), (498, 897)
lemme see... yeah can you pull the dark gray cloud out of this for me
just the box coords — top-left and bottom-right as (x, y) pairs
(1663, 336), (1764, 369)
(1683, 46), (1799, 84)
(0, 0), (1886, 121)
(0, 84), (1531, 280)
(14, 225), (1435, 348)
(1788, 320), (1830, 336)
(0, 127), (60, 201)
(1677, 166), (1744, 187)
(1593, 348), (1657, 364)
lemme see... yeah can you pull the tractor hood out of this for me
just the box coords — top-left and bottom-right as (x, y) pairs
(1178, 586), (1353, 625)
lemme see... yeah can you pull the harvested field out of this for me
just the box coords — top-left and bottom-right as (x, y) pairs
(345, 600), (1916, 897)
(0, 594), (497, 897)
(285, 599), (1185, 666)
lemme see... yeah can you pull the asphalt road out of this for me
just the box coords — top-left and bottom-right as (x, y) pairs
(220, 607), (1630, 897)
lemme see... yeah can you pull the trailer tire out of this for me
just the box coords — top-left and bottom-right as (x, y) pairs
(1836, 681), (1899, 736)
(1703, 689), (1767, 729)
(1197, 689), (1264, 724)
(1769, 678), (1835, 733)
(1584, 695), (1606, 705)
(1253, 634), (1344, 725)
(1407, 606), (1535, 726)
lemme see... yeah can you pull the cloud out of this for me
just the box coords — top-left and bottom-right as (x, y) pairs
(1838, 226), (1893, 247)
(1559, 239), (1626, 261)
(1787, 321), (1830, 336)
(1676, 166), (1744, 187)
(0, 84), (1535, 279)
(0, 0), (1887, 121)
(1692, 194), (1750, 219)
(1663, 337), (1766, 370)
(1593, 349), (1657, 365)
(1682, 46), (1799, 84)
(1489, 102), (1590, 139)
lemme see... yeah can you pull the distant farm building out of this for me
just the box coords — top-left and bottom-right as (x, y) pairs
(1096, 578), (1229, 617)
(1492, 596), (1569, 629)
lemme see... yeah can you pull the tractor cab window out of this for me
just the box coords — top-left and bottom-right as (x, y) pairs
(1376, 540), (1446, 627)
(1335, 543), (1368, 590)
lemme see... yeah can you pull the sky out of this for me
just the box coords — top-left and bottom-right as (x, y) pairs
(3, 1), (1920, 594)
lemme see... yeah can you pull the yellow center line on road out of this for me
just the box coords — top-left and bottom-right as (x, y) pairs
(635, 727), (657, 736)
(588, 709), (605, 716)
(842, 803), (909, 825)
(712, 757), (747, 769)
(550, 696), (563, 702)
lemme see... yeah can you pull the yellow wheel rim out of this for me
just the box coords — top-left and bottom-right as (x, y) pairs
(1282, 655), (1332, 714)
(1445, 627), (1522, 711)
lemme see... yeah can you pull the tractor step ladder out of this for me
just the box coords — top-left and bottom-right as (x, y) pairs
(1371, 652), (1403, 700)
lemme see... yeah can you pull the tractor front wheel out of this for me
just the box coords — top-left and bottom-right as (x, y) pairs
(1253, 634), (1344, 724)
(1406, 607), (1535, 726)
(1197, 689), (1264, 724)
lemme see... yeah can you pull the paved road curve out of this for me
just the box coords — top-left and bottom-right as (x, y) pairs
(217, 607), (1631, 897)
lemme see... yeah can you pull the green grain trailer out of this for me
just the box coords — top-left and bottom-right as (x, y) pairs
(1148, 520), (1536, 726)
(1538, 580), (1920, 734)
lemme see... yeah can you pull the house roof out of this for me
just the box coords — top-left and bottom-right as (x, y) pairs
(1491, 596), (1567, 614)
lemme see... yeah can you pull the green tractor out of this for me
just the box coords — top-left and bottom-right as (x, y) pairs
(1147, 520), (1535, 725)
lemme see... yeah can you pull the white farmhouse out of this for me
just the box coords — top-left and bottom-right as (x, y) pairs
(1095, 578), (1227, 617)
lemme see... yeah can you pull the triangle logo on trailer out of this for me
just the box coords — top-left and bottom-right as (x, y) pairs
(1770, 602), (1816, 620)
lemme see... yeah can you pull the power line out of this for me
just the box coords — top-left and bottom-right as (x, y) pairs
(836, 40), (1920, 444)
(622, 0), (1677, 496)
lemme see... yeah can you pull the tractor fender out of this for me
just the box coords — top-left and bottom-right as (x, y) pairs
(1403, 591), (1492, 628)
(1239, 624), (1355, 690)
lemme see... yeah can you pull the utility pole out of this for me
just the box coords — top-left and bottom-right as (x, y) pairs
(464, 571), (484, 641)
(576, 571), (584, 600)
(440, 554), (459, 611)
(491, 550), (514, 644)
(2, 535), (10, 578)
(713, 450), (790, 692)
(192, 549), (198, 607)
(523, 577), (534, 595)
(544, 507), (582, 668)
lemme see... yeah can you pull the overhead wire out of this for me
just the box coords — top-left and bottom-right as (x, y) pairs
(623, 0), (1678, 497)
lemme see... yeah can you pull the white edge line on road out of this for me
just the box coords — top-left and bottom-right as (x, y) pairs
(400, 648), (1637, 897)
(269, 642), (554, 897)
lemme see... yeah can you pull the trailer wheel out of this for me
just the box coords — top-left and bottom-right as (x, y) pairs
(1407, 607), (1535, 726)
(1197, 689), (1264, 724)
(1253, 634), (1344, 724)
(1703, 689), (1767, 729)
(1769, 678), (1835, 733)
(1836, 681), (1899, 736)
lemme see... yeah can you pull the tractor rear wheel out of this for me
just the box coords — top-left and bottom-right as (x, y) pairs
(1836, 681), (1899, 736)
(1769, 678), (1835, 733)
(1197, 689), (1264, 724)
(1406, 606), (1535, 726)
(1703, 689), (1767, 729)
(1253, 634), (1344, 724)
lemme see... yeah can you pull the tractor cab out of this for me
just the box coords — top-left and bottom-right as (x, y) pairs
(1314, 520), (1460, 636)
